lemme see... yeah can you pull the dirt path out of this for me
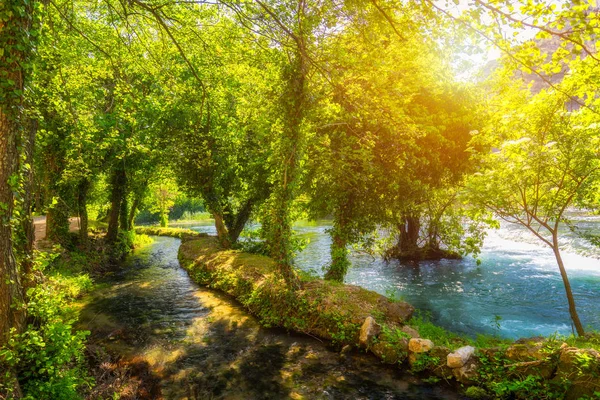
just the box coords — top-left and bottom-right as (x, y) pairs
(33, 216), (80, 244)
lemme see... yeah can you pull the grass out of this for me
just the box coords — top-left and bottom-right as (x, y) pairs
(407, 311), (512, 350)
(173, 211), (213, 221)
(134, 226), (208, 240)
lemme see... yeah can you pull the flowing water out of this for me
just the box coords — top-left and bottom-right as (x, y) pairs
(178, 216), (600, 340)
(80, 236), (462, 399)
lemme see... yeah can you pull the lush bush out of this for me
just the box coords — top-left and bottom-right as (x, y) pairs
(0, 250), (94, 399)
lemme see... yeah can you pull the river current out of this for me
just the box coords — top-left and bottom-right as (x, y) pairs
(180, 216), (600, 339)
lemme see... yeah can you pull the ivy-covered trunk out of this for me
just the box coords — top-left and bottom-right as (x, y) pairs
(18, 119), (37, 289)
(324, 222), (350, 283)
(128, 194), (141, 230)
(266, 49), (307, 286)
(45, 193), (71, 243)
(0, 106), (25, 350)
(120, 192), (129, 231)
(0, 0), (34, 361)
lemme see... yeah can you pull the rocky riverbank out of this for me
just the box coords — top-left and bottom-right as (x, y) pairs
(175, 233), (600, 399)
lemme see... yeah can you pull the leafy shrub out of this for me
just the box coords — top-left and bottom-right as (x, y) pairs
(0, 250), (93, 399)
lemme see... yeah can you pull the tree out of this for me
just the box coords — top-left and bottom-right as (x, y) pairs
(0, 0), (37, 352)
(147, 176), (178, 228)
(467, 83), (600, 336)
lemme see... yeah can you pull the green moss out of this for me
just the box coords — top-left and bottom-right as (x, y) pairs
(464, 386), (489, 399)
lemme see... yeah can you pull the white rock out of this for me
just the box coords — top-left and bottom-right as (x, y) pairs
(447, 346), (475, 368)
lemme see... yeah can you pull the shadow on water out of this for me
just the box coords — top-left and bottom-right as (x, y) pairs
(78, 236), (464, 399)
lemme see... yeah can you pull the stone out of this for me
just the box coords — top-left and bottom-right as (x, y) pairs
(505, 359), (556, 380)
(371, 341), (407, 365)
(452, 357), (480, 385)
(359, 316), (381, 347)
(386, 301), (415, 323)
(340, 344), (352, 355)
(554, 347), (600, 400)
(447, 346), (475, 368)
(408, 338), (434, 353)
(505, 343), (545, 361)
(514, 336), (545, 344)
(401, 325), (420, 338)
(478, 347), (503, 359)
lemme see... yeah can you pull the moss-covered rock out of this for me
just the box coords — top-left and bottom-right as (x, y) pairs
(554, 347), (600, 400)
(371, 341), (408, 365)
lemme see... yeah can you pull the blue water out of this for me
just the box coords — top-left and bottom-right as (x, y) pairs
(176, 216), (600, 339)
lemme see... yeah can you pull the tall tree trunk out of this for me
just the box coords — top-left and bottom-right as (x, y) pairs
(46, 196), (70, 243)
(325, 217), (349, 283)
(552, 232), (585, 336)
(18, 118), (37, 291)
(77, 179), (90, 244)
(227, 199), (254, 245)
(107, 164), (126, 243)
(267, 48), (307, 287)
(120, 193), (129, 231)
(128, 193), (142, 229)
(0, 107), (26, 350)
(213, 211), (231, 249)
(397, 215), (420, 254)
(1, 1), (34, 358)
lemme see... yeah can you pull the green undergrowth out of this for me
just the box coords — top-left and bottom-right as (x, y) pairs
(1, 230), (152, 399)
(0, 248), (95, 399)
(408, 311), (512, 351)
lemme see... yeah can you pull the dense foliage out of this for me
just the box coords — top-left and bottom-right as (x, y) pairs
(1, 0), (600, 396)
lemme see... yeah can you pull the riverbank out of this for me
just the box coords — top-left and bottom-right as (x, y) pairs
(177, 233), (600, 399)
(77, 235), (465, 399)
